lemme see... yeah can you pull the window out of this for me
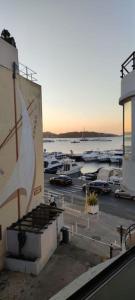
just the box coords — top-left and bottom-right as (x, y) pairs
(124, 100), (132, 157)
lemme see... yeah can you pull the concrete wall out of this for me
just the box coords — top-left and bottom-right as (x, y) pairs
(7, 230), (41, 258)
(6, 213), (64, 275)
(0, 38), (18, 71)
(7, 221), (57, 262)
(0, 41), (44, 269)
(120, 70), (135, 102)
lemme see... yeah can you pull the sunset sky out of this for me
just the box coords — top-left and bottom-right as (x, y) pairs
(1, 0), (135, 134)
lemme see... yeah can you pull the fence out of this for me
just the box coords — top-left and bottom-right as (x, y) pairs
(69, 230), (120, 259)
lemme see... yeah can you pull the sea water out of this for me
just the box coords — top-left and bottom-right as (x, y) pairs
(43, 136), (123, 173)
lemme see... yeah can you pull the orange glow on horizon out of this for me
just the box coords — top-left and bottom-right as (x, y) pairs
(43, 120), (122, 135)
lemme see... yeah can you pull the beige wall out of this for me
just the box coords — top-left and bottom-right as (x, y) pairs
(0, 67), (44, 269)
(0, 37), (18, 71)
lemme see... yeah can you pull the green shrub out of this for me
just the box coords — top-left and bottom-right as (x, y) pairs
(87, 192), (98, 206)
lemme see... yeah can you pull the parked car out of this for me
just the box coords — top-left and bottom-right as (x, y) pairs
(49, 175), (72, 186)
(115, 189), (135, 200)
(82, 180), (111, 194)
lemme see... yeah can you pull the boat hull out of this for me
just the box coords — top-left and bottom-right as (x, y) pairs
(44, 164), (63, 174)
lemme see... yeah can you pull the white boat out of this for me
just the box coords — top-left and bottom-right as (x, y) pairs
(71, 140), (80, 143)
(97, 152), (110, 162)
(50, 151), (66, 160)
(82, 151), (100, 162)
(80, 129), (89, 141)
(43, 150), (66, 160)
(44, 155), (63, 174)
(57, 159), (81, 176)
(43, 139), (55, 142)
(109, 150), (123, 163)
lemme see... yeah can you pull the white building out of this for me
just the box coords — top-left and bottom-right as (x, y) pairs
(0, 31), (64, 274)
(119, 52), (135, 195)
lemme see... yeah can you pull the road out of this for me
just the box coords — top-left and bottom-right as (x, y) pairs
(44, 173), (135, 221)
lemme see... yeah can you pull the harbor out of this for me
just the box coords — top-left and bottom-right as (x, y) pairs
(0, 1), (135, 298)
(43, 136), (123, 175)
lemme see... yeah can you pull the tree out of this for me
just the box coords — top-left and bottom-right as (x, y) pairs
(1, 29), (16, 48)
(1, 29), (10, 39)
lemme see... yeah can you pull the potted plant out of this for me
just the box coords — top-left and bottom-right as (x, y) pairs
(86, 192), (99, 214)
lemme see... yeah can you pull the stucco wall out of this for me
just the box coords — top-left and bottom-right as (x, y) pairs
(0, 38), (18, 71)
(6, 214), (64, 275)
(0, 62), (44, 269)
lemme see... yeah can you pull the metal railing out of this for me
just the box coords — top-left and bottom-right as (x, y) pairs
(121, 51), (135, 78)
(18, 62), (37, 82)
(125, 223), (135, 249)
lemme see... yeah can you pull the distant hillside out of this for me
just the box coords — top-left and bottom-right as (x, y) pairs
(43, 131), (119, 138)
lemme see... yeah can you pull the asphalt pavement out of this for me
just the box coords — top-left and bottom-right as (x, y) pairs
(44, 173), (135, 221)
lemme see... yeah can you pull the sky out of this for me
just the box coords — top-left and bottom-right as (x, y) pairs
(0, 0), (135, 134)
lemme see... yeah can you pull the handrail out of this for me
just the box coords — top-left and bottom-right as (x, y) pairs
(18, 62), (37, 82)
(120, 51), (135, 78)
(125, 223), (135, 249)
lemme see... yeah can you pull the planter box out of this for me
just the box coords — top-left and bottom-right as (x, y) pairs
(87, 205), (99, 214)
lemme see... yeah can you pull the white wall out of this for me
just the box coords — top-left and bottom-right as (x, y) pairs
(7, 230), (41, 258)
(0, 40), (43, 270)
(6, 212), (64, 275)
(0, 38), (18, 70)
(120, 70), (135, 195)
(120, 70), (135, 101)
(121, 159), (135, 195)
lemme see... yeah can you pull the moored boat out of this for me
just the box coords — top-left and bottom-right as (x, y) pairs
(97, 152), (110, 162)
(44, 155), (63, 174)
(109, 150), (123, 164)
(82, 151), (100, 162)
(57, 158), (81, 176)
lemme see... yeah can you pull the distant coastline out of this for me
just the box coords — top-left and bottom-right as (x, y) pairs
(43, 131), (120, 138)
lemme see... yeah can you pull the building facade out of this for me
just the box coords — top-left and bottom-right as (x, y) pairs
(0, 37), (44, 269)
(119, 52), (135, 195)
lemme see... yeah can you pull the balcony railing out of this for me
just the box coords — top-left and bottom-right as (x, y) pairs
(121, 51), (135, 78)
(18, 62), (37, 82)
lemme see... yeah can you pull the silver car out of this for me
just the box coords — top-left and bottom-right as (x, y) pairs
(115, 189), (135, 200)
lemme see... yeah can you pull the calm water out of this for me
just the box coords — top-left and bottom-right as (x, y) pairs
(43, 136), (123, 173)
